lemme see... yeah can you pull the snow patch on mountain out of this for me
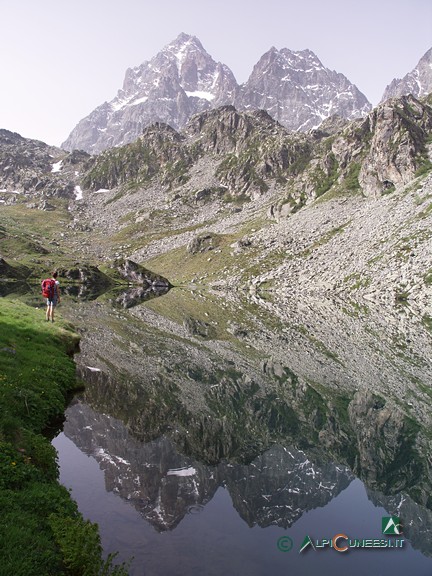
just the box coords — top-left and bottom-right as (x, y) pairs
(167, 466), (197, 477)
(186, 90), (215, 101)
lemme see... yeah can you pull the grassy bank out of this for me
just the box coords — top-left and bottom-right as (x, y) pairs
(0, 299), (128, 576)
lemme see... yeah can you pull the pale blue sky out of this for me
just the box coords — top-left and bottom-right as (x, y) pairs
(0, 0), (431, 146)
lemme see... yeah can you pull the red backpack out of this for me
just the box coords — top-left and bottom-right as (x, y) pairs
(41, 278), (56, 299)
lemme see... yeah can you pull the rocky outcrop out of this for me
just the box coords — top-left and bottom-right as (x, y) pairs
(0, 257), (29, 280)
(111, 258), (171, 288)
(359, 94), (432, 196)
(187, 106), (312, 196)
(59, 264), (113, 300)
(3, 93), (430, 210)
(78, 105), (313, 199)
(80, 122), (191, 191)
(187, 233), (220, 254)
(314, 93), (432, 198)
(0, 129), (84, 200)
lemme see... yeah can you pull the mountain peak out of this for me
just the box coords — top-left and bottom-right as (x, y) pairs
(161, 33), (208, 65)
(62, 35), (371, 153)
(168, 32), (204, 49)
(381, 47), (432, 102)
(240, 45), (370, 132)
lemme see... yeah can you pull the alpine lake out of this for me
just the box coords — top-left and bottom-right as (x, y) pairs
(35, 278), (432, 576)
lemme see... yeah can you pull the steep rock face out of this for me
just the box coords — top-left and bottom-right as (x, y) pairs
(63, 399), (354, 532)
(323, 94), (432, 198)
(62, 34), (371, 154)
(186, 106), (312, 196)
(237, 47), (371, 131)
(381, 47), (432, 103)
(221, 446), (353, 529)
(359, 94), (432, 196)
(62, 34), (238, 155)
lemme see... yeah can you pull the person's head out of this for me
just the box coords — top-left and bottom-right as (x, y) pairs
(52, 271), (58, 279)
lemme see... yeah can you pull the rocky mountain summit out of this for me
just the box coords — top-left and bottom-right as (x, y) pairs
(238, 46), (371, 131)
(381, 47), (432, 103)
(62, 33), (372, 154)
(62, 34), (239, 154)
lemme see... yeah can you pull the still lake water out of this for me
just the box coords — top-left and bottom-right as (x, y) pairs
(51, 287), (432, 576)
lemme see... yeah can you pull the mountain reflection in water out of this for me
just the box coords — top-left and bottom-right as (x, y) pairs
(61, 401), (353, 532)
(54, 288), (432, 575)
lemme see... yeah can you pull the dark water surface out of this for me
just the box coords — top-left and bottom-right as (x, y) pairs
(52, 431), (431, 576)
(50, 288), (432, 576)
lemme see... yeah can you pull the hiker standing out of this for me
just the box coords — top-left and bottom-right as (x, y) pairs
(42, 271), (61, 322)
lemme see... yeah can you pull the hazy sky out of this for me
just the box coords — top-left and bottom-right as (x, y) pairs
(1, 0), (431, 146)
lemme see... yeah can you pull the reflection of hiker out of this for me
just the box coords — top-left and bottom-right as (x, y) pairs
(42, 271), (61, 322)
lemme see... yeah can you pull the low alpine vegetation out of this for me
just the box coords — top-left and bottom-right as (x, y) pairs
(0, 299), (128, 575)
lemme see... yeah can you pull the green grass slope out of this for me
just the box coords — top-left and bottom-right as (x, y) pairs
(0, 299), (128, 576)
